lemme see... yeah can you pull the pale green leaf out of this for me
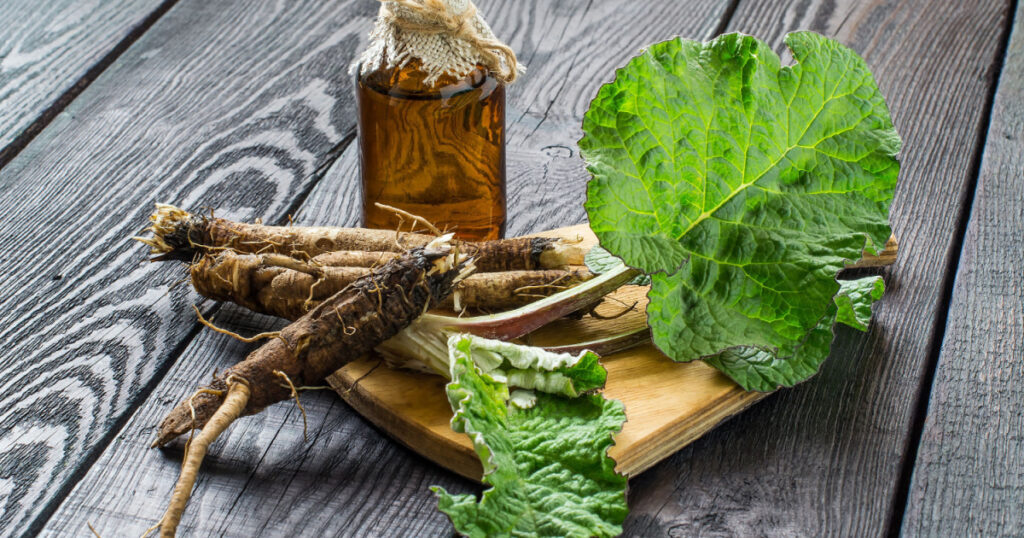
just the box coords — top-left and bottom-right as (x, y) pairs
(433, 337), (627, 537)
(447, 334), (606, 397)
(584, 246), (651, 285)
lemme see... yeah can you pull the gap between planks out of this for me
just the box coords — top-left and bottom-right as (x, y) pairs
(0, 0), (181, 170)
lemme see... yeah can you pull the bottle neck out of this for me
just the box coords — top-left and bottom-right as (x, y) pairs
(359, 59), (499, 101)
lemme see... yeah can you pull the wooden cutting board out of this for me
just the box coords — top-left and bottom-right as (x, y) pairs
(326, 225), (897, 481)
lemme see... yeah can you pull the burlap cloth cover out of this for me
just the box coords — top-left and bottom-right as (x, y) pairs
(353, 0), (522, 85)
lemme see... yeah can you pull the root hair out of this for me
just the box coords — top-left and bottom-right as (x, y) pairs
(193, 305), (285, 344)
(274, 370), (309, 442)
(375, 202), (443, 237)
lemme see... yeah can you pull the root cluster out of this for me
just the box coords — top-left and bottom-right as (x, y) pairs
(131, 202), (604, 535)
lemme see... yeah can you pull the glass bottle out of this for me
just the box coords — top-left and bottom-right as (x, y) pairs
(357, 59), (506, 241)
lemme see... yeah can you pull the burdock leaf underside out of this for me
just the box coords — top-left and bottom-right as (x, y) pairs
(433, 337), (627, 537)
(580, 32), (900, 389)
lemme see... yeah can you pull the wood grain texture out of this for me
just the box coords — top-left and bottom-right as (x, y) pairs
(0, 0), (170, 163)
(0, 0), (376, 534)
(901, 4), (1024, 535)
(43, 307), (474, 537)
(623, 1), (1015, 536)
(41, 2), (737, 536)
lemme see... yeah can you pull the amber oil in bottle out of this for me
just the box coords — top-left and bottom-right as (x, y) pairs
(358, 60), (506, 241)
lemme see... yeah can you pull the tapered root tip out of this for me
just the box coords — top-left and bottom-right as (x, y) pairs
(158, 382), (250, 537)
(153, 383), (228, 448)
(152, 427), (184, 449)
(153, 415), (193, 449)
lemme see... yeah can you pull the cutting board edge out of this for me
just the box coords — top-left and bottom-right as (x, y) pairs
(614, 389), (766, 476)
(327, 366), (484, 481)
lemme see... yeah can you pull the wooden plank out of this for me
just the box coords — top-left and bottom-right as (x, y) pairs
(623, 1), (1015, 536)
(43, 1), (736, 536)
(900, 4), (1024, 534)
(0, 0), (376, 534)
(0, 0), (171, 165)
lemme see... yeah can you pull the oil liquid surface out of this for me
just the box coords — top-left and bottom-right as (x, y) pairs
(358, 62), (506, 241)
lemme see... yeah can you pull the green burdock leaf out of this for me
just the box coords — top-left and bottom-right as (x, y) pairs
(433, 336), (627, 538)
(581, 31), (899, 390)
(704, 275), (886, 391)
(835, 275), (885, 331)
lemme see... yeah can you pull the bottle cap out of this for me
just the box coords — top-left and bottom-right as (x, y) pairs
(352, 0), (523, 85)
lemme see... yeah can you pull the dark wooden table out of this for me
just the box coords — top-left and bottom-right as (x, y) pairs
(0, 0), (1020, 536)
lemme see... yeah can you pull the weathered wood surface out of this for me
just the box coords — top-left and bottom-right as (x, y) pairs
(41, 1), (736, 536)
(0, 0), (375, 534)
(623, 1), (1016, 536)
(901, 4), (1024, 535)
(6, 0), (1015, 536)
(0, 0), (172, 166)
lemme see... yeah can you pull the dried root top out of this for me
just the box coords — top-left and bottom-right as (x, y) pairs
(133, 203), (197, 255)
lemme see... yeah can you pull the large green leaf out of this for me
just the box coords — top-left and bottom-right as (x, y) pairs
(581, 32), (899, 387)
(433, 336), (627, 537)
